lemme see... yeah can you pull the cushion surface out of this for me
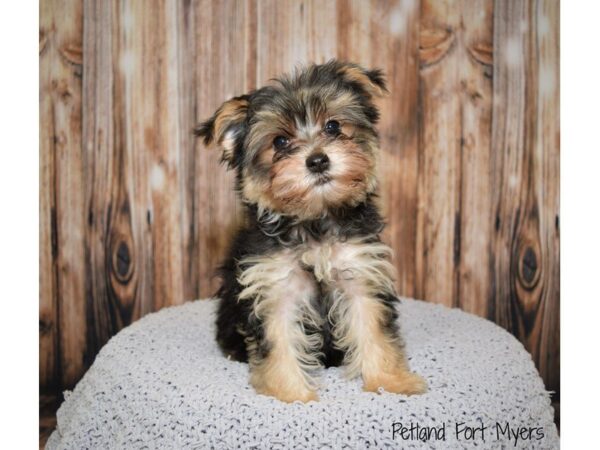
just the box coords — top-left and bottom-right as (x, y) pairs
(47, 298), (559, 449)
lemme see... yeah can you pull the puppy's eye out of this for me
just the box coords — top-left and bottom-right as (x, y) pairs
(324, 120), (341, 136)
(273, 135), (290, 150)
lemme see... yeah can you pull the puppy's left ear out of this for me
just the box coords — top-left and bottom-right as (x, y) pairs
(195, 95), (249, 167)
(339, 63), (389, 98)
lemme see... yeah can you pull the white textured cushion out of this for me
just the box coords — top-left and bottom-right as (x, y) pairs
(47, 298), (559, 449)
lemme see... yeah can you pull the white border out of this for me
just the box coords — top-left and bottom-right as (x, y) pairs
(562, 0), (600, 446)
(0, 0), (39, 447)
(1, 0), (599, 447)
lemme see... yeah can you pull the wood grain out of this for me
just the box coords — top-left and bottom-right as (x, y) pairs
(455, 1), (494, 317)
(82, 0), (121, 362)
(366, 0), (421, 299)
(416, 0), (494, 311)
(40, 2), (59, 390)
(490, 0), (560, 397)
(417, 0), (462, 307)
(195, 0), (257, 297)
(40, 0), (560, 406)
(533, 0), (559, 400)
(40, 0), (86, 389)
(174, 0), (200, 303)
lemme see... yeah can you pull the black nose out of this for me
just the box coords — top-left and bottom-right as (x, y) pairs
(306, 152), (330, 173)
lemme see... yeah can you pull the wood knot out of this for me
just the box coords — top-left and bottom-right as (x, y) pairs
(39, 319), (52, 334)
(419, 27), (455, 68)
(59, 43), (83, 67)
(518, 245), (540, 290)
(111, 240), (134, 283)
(53, 79), (72, 100)
(468, 42), (493, 66)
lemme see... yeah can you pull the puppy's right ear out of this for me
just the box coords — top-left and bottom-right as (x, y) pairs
(195, 95), (249, 167)
(337, 62), (389, 99)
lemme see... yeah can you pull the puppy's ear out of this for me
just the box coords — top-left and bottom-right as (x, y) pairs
(339, 63), (388, 98)
(195, 95), (249, 167)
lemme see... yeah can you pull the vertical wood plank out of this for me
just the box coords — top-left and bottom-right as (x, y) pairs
(195, 0), (257, 297)
(490, 0), (531, 340)
(174, 0), (200, 303)
(40, 0), (86, 389)
(256, 0), (307, 80)
(369, 0), (421, 299)
(143, 0), (188, 311)
(456, 0), (493, 316)
(417, 0), (493, 310)
(256, 1), (338, 86)
(491, 0), (559, 394)
(304, 0), (339, 62)
(417, 0), (462, 306)
(111, 0), (154, 325)
(40, 1), (59, 390)
(336, 0), (372, 66)
(82, 0), (120, 359)
(532, 0), (559, 398)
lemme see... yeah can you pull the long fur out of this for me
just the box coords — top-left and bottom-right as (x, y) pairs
(201, 60), (427, 402)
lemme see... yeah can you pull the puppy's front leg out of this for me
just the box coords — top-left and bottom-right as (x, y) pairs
(325, 240), (427, 396)
(238, 251), (322, 403)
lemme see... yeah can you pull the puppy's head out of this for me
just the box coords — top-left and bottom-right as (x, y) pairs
(196, 60), (387, 220)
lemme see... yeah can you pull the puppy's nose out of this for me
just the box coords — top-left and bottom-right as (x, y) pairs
(306, 152), (330, 173)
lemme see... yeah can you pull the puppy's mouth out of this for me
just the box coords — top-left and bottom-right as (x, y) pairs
(313, 174), (332, 185)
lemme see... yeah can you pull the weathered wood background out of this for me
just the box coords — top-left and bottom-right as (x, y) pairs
(40, 0), (560, 408)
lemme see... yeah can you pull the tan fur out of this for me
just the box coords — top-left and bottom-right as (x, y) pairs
(240, 172), (278, 214)
(325, 90), (363, 117)
(340, 122), (357, 138)
(234, 82), (383, 220)
(249, 349), (319, 403)
(248, 136), (377, 220)
(213, 98), (248, 139)
(340, 66), (387, 98)
(238, 250), (322, 402)
(237, 239), (426, 401)
(212, 97), (248, 162)
(303, 238), (427, 396)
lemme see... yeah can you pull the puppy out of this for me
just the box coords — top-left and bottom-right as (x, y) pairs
(196, 60), (427, 403)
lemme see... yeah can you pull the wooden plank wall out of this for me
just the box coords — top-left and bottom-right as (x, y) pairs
(40, 0), (560, 404)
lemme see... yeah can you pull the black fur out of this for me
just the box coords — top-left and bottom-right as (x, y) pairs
(214, 194), (399, 367)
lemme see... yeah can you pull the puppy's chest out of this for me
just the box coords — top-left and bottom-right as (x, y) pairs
(297, 240), (339, 284)
(292, 237), (374, 285)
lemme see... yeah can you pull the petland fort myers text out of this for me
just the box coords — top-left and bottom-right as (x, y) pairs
(392, 421), (545, 447)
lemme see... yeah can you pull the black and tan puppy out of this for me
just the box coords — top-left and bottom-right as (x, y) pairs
(196, 60), (427, 403)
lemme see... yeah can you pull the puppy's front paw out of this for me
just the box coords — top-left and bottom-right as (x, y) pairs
(255, 384), (319, 403)
(363, 370), (428, 396)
